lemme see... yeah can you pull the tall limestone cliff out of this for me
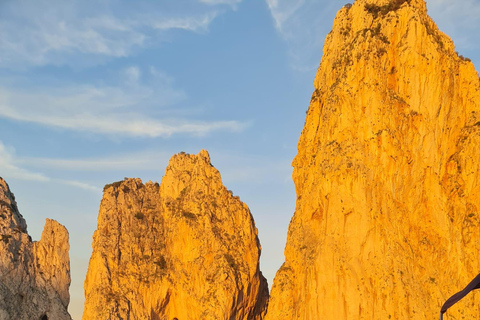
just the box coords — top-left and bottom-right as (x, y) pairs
(266, 0), (480, 319)
(83, 150), (268, 320)
(0, 177), (72, 320)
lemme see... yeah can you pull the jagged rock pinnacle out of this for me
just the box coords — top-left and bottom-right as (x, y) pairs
(83, 151), (269, 320)
(0, 177), (72, 320)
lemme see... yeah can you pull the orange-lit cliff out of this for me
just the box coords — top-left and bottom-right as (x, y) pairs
(266, 0), (480, 319)
(82, 150), (268, 320)
(0, 178), (72, 320)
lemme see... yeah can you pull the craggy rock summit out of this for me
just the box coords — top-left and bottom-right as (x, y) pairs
(266, 0), (480, 319)
(0, 178), (71, 320)
(83, 150), (268, 320)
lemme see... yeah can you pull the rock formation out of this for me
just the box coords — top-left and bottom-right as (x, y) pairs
(266, 0), (480, 319)
(0, 177), (72, 320)
(83, 150), (268, 320)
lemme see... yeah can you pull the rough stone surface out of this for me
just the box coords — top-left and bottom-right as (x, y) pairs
(0, 177), (72, 320)
(266, 0), (480, 319)
(83, 150), (268, 320)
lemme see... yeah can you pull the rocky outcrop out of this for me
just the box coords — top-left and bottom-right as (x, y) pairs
(266, 0), (480, 319)
(0, 177), (71, 320)
(83, 150), (268, 320)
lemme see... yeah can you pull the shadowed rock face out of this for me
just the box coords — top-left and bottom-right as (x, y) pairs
(0, 178), (71, 320)
(83, 150), (269, 320)
(266, 0), (480, 319)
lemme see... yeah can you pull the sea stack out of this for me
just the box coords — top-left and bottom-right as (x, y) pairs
(83, 150), (269, 320)
(0, 178), (72, 320)
(266, 0), (480, 319)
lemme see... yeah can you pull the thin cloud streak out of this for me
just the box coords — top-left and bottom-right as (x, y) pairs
(0, 0), (222, 68)
(152, 12), (218, 32)
(0, 106), (246, 138)
(18, 149), (291, 186)
(264, 0), (345, 72)
(265, 0), (304, 32)
(0, 141), (100, 192)
(0, 67), (247, 138)
(0, 142), (50, 182)
(58, 180), (102, 193)
(20, 151), (172, 172)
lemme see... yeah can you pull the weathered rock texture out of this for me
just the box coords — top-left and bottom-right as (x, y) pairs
(0, 177), (72, 320)
(266, 0), (480, 319)
(83, 150), (268, 320)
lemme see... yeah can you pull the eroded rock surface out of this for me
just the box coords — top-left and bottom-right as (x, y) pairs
(266, 0), (480, 319)
(0, 177), (71, 320)
(83, 150), (268, 320)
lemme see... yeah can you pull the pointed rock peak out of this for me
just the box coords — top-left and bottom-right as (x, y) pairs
(35, 218), (71, 308)
(353, 0), (425, 11)
(161, 149), (221, 201)
(198, 148), (211, 163)
(83, 150), (268, 320)
(170, 149), (212, 166)
(0, 178), (72, 319)
(39, 218), (69, 246)
(0, 177), (27, 232)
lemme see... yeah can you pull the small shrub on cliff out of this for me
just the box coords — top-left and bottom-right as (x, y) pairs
(425, 23), (444, 49)
(182, 211), (196, 220)
(224, 253), (237, 271)
(376, 47), (387, 57)
(103, 180), (123, 192)
(154, 256), (167, 269)
(458, 54), (472, 62)
(365, 4), (381, 17)
(134, 212), (145, 219)
(1, 234), (11, 244)
(311, 88), (321, 103)
(365, 0), (410, 18)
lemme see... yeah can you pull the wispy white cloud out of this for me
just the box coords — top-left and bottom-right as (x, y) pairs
(0, 142), (50, 182)
(0, 141), (101, 192)
(0, 67), (247, 137)
(265, 0), (304, 31)
(20, 150), (172, 172)
(125, 66), (141, 83)
(0, 0), (224, 68)
(58, 180), (101, 192)
(151, 12), (219, 32)
(17, 148), (292, 186)
(264, 0), (346, 72)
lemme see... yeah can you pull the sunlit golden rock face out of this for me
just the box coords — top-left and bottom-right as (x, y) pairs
(0, 178), (72, 320)
(265, 0), (480, 319)
(82, 150), (268, 320)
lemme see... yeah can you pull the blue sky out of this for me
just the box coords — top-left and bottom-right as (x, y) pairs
(0, 0), (479, 318)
